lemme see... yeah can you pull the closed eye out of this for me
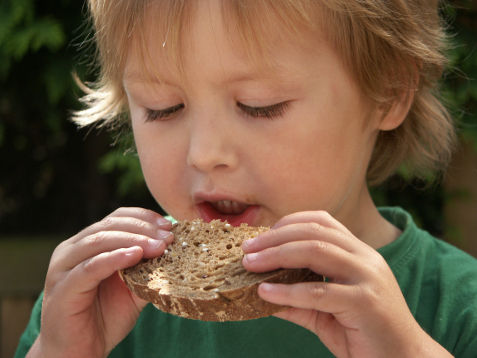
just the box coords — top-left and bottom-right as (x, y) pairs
(237, 101), (290, 119)
(144, 101), (290, 122)
(145, 103), (184, 122)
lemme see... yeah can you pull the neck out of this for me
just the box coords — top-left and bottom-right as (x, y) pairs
(337, 184), (401, 249)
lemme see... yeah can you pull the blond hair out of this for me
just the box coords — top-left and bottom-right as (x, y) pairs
(75, 0), (456, 185)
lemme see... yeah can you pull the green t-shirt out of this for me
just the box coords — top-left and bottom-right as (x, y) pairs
(15, 207), (477, 357)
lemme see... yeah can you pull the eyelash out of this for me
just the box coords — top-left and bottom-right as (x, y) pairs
(237, 101), (289, 120)
(145, 104), (184, 122)
(144, 101), (290, 122)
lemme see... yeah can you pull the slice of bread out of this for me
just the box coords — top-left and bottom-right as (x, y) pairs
(120, 219), (321, 321)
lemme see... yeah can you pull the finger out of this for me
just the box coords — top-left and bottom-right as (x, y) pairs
(111, 270), (149, 308)
(72, 216), (173, 245)
(243, 240), (360, 281)
(273, 308), (347, 357)
(59, 231), (168, 270)
(242, 222), (354, 254)
(71, 207), (172, 243)
(258, 281), (357, 314)
(66, 246), (145, 295)
(107, 207), (172, 228)
(273, 211), (351, 234)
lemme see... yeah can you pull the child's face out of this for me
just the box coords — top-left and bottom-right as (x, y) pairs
(124, 0), (380, 228)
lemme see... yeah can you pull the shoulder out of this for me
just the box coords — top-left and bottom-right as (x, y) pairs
(433, 240), (477, 357)
(379, 206), (477, 273)
(381, 206), (477, 295)
(379, 207), (477, 356)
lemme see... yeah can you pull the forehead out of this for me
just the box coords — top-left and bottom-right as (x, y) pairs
(123, 0), (326, 85)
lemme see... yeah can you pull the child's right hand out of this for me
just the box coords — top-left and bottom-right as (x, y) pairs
(26, 207), (173, 358)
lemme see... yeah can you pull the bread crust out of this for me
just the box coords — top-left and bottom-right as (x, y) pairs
(120, 219), (323, 321)
(120, 268), (320, 321)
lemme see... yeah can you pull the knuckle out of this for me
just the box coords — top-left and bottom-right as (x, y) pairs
(305, 222), (323, 237)
(82, 256), (97, 275)
(82, 253), (107, 276)
(101, 216), (116, 229)
(86, 231), (109, 247)
(133, 207), (155, 220)
(365, 251), (388, 276)
(48, 240), (70, 269)
(134, 218), (149, 231)
(44, 271), (63, 292)
(276, 244), (287, 261)
(314, 210), (332, 222)
(51, 240), (66, 257)
(357, 284), (380, 307)
(130, 234), (149, 246)
(308, 283), (327, 301)
(110, 207), (126, 216)
(309, 240), (328, 256)
(263, 228), (279, 244)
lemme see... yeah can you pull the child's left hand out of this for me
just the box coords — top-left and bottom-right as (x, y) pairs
(242, 211), (452, 358)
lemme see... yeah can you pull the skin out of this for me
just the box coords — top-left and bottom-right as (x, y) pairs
(27, 0), (453, 357)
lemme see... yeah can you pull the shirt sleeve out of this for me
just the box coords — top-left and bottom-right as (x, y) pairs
(440, 249), (477, 358)
(14, 292), (43, 358)
(450, 295), (477, 357)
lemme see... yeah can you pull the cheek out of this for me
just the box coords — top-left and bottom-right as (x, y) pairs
(132, 123), (187, 199)
(251, 116), (371, 210)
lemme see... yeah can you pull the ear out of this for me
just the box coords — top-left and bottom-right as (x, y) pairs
(378, 88), (416, 131)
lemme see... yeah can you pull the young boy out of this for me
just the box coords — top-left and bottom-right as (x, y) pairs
(16, 0), (477, 357)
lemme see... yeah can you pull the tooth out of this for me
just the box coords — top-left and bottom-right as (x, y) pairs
(232, 201), (241, 214)
(211, 200), (248, 214)
(222, 200), (232, 211)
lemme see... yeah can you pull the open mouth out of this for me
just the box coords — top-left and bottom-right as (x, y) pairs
(197, 200), (259, 227)
(209, 200), (249, 215)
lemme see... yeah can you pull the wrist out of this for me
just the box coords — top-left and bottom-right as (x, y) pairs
(26, 336), (46, 358)
(27, 334), (106, 358)
(408, 327), (454, 358)
(27, 335), (69, 358)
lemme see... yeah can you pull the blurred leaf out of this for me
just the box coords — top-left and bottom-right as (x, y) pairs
(4, 18), (65, 59)
(0, 124), (4, 146)
(0, 0), (34, 45)
(99, 148), (146, 197)
(42, 59), (71, 104)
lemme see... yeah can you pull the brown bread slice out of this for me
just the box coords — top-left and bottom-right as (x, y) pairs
(120, 219), (321, 321)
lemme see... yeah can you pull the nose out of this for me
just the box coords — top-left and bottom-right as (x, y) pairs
(186, 116), (238, 173)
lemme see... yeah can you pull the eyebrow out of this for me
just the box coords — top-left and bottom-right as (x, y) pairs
(123, 68), (294, 88)
(123, 72), (168, 85)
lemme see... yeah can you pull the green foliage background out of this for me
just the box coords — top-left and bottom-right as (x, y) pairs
(0, 0), (476, 239)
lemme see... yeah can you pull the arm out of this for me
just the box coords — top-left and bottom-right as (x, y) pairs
(242, 211), (453, 358)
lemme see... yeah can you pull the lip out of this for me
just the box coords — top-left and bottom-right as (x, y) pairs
(196, 202), (260, 227)
(193, 191), (260, 226)
(193, 191), (253, 205)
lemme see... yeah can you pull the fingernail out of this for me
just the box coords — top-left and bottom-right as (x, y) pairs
(124, 246), (141, 257)
(149, 239), (165, 250)
(157, 230), (173, 240)
(260, 282), (275, 293)
(244, 252), (260, 263)
(242, 237), (257, 251)
(157, 217), (171, 227)
(242, 239), (252, 251)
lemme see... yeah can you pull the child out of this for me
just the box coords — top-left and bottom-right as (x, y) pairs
(16, 0), (477, 357)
